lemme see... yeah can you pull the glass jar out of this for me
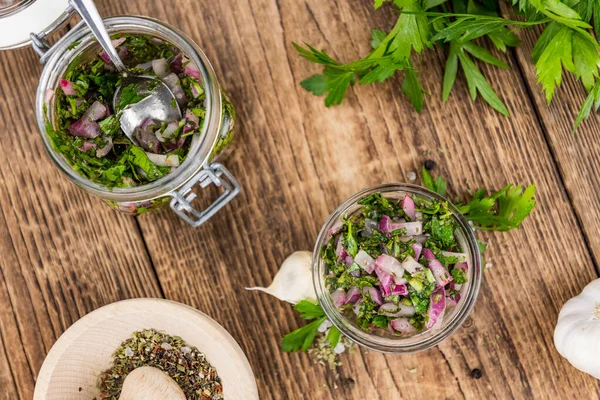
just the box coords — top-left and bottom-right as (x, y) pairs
(30, 14), (240, 226)
(312, 183), (482, 353)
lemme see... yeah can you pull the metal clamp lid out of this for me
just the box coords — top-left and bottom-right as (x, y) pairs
(170, 163), (241, 228)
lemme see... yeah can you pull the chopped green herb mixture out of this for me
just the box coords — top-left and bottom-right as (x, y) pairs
(48, 34), (208, 188)
(321, 192), (468, 335)
(97, 329), (223, 400)
(295, 0), (600, 130)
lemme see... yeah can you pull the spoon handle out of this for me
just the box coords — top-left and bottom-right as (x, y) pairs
(68, 0), (127, 73)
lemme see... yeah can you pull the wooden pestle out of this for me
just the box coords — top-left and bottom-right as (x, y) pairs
(118, 366), (186, 400)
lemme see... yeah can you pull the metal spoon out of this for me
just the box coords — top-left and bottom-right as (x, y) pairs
(69, 0), (182, 144)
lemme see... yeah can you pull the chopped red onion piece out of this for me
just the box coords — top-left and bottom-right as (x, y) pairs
(59, 79), (77, 96)
(170, 54), (184, 74)
(389, 221), (423, 236)
(162, 73), (187, 106)
(184, 109), (200, 133)
(78, 141), (97, 152)
(455, 261), (468, 273)
(331, 289), (346, 308)
(117, 46), (128, 60)
(344, 255), (354, 266)
(362, 286), (383, 305)
(151, 37), (165, 45)
(145, 152), (180, 167)
(390, 283), (408, 296)
(134, 119), (161, 152)
(99, 38), (127, 63)
(379, 215), (392, 233)
(135, 61), (153, 70)
(391, 318), (417, 335)
(378, 302), (398, 315)
(423, 249), (452, 287)
(431, 309), (445, 330)
(96, 137), (113, 158)
(155, 121), (179, 143)
(354, 250), (376, 273)
(402, 194), (416, 220)
(446, 291), (461, 307)
(375, 268), (394, 296)
(122, 177), (136, 187)
(191, 84), (202, 98)
(426, 287), (446, 329)
(375, 254), (405, 283)
(402, 255), (423, 275)
(353, 298), (364, 315)
(335, 238), (348, 260)
(412, 243), (423, 261)
(152, 58), (169, 78)
(68, 119), (100, 138)
(45, 88), (55, 103)
(184, 62), (201, 80)
(380, 303), (415, 317)
(345, 287), (361, 304)
(85, 101), (109, 122)
(327, 220), (344, 239)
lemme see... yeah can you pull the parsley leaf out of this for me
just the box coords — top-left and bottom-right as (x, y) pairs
(459, 184), (537, 231)
(128, 146), (163, 180)
(295, 300), (325, 320)
(118, 83), (148, 110)
(456, 43), (509, 116)
(326, 326), (342, 348)
(574, 79), (600, 131)
(281, 316), (326, 352)
(282, 301), (327, 352)
(422, 167), (447, 196)
(420, 168), (536, 232)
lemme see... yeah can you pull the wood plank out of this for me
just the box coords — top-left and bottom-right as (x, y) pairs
(0, 41), (162, 398)
(500, 4), (600, 272)
(109, 0), (600, 398)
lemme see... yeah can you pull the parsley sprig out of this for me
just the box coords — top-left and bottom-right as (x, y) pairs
(295, 0), (600, 130)
(282, 301), (341, 352)
(422, 168), (536, 231)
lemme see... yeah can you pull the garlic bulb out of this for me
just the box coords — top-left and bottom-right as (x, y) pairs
(554, 278), (600, 379)
(246, 251), (316, 304)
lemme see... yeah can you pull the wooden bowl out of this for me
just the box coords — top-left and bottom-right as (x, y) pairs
(34, 298), (258, 399)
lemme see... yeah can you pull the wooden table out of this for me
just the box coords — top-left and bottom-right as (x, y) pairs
(1, 1), (599, 398)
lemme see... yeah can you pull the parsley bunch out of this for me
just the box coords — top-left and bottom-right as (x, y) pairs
(295, 0), (600, 130)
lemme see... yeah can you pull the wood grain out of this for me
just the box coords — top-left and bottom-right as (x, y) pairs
(0, 0), (599, 399)
(130, 0), (597, 398)
(0, 43), (162, 400)
(500, 3), (600, 274)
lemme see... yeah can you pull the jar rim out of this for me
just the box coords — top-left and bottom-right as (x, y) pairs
(312, 183), (482, 353)
(35, 16), (223, 202)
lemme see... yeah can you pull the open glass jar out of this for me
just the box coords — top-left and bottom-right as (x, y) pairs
(1, 2), (240, 227)
(312, 184), (482, 353)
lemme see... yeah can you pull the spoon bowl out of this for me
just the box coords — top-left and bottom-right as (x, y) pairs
(114, 74), (182, 138)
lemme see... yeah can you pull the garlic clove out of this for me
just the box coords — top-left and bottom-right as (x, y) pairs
(246, 251), (316, 304)
(119, 366), (186, 400)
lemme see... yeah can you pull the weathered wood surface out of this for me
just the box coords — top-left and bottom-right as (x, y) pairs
(1, 1), (599, 399)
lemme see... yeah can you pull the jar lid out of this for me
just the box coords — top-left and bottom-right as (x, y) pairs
(0, 0), (71, 50)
